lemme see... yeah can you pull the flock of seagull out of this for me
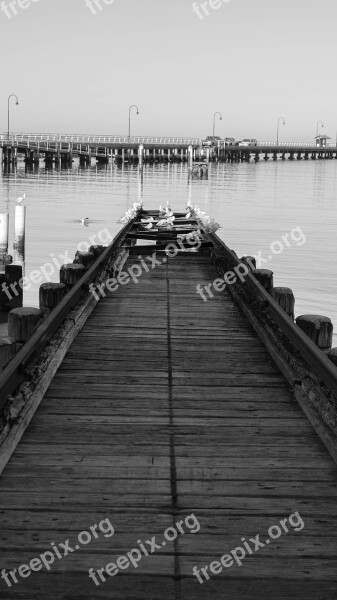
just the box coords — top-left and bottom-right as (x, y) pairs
(141, 202), (191, 230)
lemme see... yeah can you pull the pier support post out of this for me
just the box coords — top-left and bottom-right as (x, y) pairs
(5, 264), (23, 310)
(240, 256), (256, 271)
(253, 269), (274, 293)
(8, 307), (43, 343)
(73, 250), (95, 268)
(0, 213), (9, 254)
(39, 282), (67, 317)
(0, 337), (17, 370)
(14, 205), (26, 255)
(60, 264), (86, 287)
(271, 287), (295, 320)
(138, 144), (144, 167)
(328, 348), (337, 367)
(296, 315), (333, 351)
(188, 145), (193, 168)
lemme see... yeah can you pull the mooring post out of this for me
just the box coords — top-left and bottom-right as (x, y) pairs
(0, 337), (17, 370)
(271, 287), (295, 320)
(240, 256), (256, 271)
(188, 145), (193, 169)
(5, 264), (23, 310)
(73, 250), (95, 268)
(14, 205), (26, 255)
(60, 263), (86, 287)
(295, 315), (333, 352)
(328, 348), (337, 367)
(39, 282), (67, 317)
(253, 269), (274, 293)
(138, 144), (144, 167)
(0, 213), (9, 254)
(8, 307), (43, 343)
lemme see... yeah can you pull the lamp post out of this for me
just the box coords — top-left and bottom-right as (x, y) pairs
(213, 111), (222, 137)
(316, 120), (324, 138)
(128, 104), (139, 139)
(8, 94), (19, 140)
(276, 116), (285, 145)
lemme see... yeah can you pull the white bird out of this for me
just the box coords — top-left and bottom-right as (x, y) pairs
(144, 222), (153, 229)
(16, 193), (25, 204)
(80, 217), (90, 225)
(185, 211), (191, 219)
(141, 217), (154, 223)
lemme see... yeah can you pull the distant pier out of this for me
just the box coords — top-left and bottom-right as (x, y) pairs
(1, 134), (337, 167)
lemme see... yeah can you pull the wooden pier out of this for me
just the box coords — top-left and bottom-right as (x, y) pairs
(1, 134), (337, 167)
(0, 208), (337, 599)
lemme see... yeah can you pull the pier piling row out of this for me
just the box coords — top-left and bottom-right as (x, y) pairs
(2, 135), (337, 166)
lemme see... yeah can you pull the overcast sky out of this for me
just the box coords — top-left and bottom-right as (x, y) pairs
(1, 0), (336, 140)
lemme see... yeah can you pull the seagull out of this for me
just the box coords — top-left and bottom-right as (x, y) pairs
(80, 217), (90, 225)
(16, 193), (25, 204)
(144, 222), (153, 229)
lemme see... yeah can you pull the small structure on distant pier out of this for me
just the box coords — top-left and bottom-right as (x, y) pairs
(315, 134), (331, 147)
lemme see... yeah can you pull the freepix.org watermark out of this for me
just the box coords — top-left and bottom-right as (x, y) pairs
(0, 0), (51, 20)
(196, 226), (306, 302)
(89, 230), (202, 301)
(1, 518), (114, 588)
(192, 512), (305, 585)
(1, 227), (113, 302)
(85, 0), (115, 15)
(89, 514), (201, 586)
(192, 0), (231, 21)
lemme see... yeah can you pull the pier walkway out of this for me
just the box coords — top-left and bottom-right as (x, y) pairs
(0, 249), (336, 599)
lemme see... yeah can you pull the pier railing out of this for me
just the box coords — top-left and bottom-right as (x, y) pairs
(0, 218), (134, 404)
(0, 133), (201, 146)
(210, 233), (337, 399)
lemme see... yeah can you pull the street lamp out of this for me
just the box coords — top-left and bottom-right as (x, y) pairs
(276, 116), (285, 145)
(8, 94), (19, 140)
(128, 104), (139, 139)
(213, 112), (222, 137)
(316, 120), (324, 139)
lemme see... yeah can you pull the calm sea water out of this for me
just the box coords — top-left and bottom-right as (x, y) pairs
(1, 157), (336, 344)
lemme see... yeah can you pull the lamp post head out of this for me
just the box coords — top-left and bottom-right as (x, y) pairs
(16, 100), (19, 106)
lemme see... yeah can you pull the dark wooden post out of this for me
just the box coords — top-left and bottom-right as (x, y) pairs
(73, 250), (95, 268)
(296, 315), (333, 351)
(0, 337), (17, 370)
(60, 264), (86, 287)
(8, 307), (43, 343)
(253, 269), (274, 293)
(39, 282), (67, 317)
(271, 287), (295, 319)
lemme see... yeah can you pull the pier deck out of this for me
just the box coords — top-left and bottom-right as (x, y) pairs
(0, 250), (336, 599)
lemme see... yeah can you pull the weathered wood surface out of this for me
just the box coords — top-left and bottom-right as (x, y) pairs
(0, 254), (336, 599)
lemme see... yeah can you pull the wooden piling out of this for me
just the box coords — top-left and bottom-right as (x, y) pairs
(0, 337), (17, 370)
(8, 307), (43, 343)
(73, 250), (95, 268)
(39, 282), (67, 317)
(271, 287), (295, 319)
(60, 264), (86, 287)
(14, 205), (26, 254)
(5, 264), (23, 310)
(296, 315), (333, 351)
(328, 348), (337, 367)
(89, 245), (104, 258)
(240, 256), (256, 270)
(0, 213), (9, 254)
(253, 269), (274, 293)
